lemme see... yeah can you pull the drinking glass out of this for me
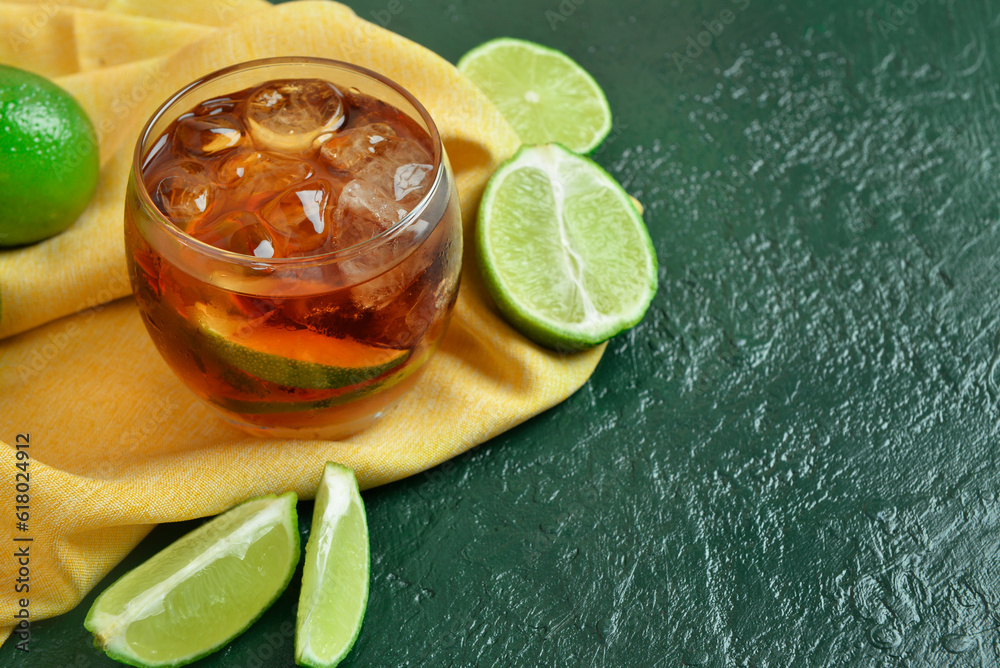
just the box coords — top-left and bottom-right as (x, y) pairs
(124, 57), (462, 439)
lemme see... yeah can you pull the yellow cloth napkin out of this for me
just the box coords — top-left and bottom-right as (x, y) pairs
(0, 0), (604, 645)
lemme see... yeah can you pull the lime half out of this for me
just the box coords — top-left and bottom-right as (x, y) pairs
(296, 462), (369, 668)
(457, 37), (612, 154)
(85, 493), (300, 667)
(477, 143), (657, 350)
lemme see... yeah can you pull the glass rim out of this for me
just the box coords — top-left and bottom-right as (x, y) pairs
(131, 55), (447, 267)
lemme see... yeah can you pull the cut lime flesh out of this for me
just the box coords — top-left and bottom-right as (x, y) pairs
(296, 463), (369, 668)
(458, 37), (612, 153)
(477, 143), (657, 350)
(194, 303), (409, 390)
(84, 493), (300, 668)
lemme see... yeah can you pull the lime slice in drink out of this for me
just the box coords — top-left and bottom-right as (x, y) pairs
(195, 303), (409, 390)
(457, 37), (612, 154)
(84, 493), (300, 668)
(477, 143), (657, 350)
(296, 462), (369, 668)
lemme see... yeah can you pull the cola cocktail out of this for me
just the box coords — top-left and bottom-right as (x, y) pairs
(125, 58), (462, 439)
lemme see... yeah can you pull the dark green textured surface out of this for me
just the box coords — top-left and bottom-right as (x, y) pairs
(11, 0), (1000, 665)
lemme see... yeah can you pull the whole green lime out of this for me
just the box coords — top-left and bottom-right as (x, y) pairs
(0, 66), (99, 247)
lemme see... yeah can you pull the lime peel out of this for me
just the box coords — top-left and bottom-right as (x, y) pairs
(0, 65), (99, 246)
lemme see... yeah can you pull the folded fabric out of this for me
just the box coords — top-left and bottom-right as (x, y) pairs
(0, 0), (604, 645)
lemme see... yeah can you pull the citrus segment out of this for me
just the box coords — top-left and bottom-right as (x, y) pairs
(296, 462), (369, 668)
(84, 493), (300, 668)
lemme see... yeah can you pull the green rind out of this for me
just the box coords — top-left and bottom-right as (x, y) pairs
(476, 143), (658, 351)
(197, 316), (409, 391)
(457, 37), (613, 154)
(216, 394), (359, 416)
(214, 343), (433, 416)
(295, 463), (369, 668)
(84, 493), (300, 668)
(0, 65), (99, 247)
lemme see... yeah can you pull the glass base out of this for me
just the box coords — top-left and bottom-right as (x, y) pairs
(220, 411), (384, 441)
(197, 358), (428, 441)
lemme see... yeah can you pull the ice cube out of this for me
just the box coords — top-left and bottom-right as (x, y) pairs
(245, 80), (345, 153)
(187, 210), (284, 257)
(352, 220), (438, 306)
(348, 240), (446, 345)
(392, 162), (434, 201)
(283, 290), (354, 333)
(320, 123), (396, 171)
(333, 180), (441, 310)
(150, 161), (215, 227)
(253, 239), (274, 258)
(193, 96), (239, 117)
(217, 149), (315, 207)
(260, 179), (336, 256)
(333, 179), (406, 249)
(174, 114), (244, 156)
(320, 123), (433, 201)
(349, 260), (418, 312)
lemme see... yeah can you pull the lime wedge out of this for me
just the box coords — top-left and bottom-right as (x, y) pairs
(84, 493), (300, 668)
(477, 143), (657, 350)
(296, 462), (369, 668)
(194, 303), (409, 390)
(457, 37), (612, 154)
